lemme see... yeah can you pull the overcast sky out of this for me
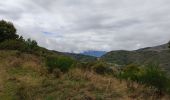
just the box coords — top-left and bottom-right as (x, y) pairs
(0, 0), (170, 53)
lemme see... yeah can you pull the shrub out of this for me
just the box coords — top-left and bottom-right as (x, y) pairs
(121, 64), (140, 82)
(117, 63), (170, 96)
(140, 64), (170, 96)
(118, 64), (140, 88)
(77, 62), (95, 71)
(45, 56), (75, 73)
(0, 38), (41, 55)
(0, 40), (26, 51)
(93, 62), (113, 75)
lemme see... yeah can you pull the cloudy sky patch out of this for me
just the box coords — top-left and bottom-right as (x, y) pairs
(0, 0), (170, 53)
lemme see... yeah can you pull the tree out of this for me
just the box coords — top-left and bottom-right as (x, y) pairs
(26, 38), (38, 48)
(18, 36), (25, 42)
(22, 38), (39, 53)
(0, 20), (19, 42)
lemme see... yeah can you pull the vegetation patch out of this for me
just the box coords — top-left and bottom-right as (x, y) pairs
(45, 55), (75, 73)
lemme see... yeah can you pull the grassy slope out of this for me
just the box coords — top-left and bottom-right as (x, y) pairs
(0, 50), (169, 100)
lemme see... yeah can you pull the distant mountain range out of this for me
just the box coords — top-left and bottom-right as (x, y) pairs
(80, 51), (106, 57)
(101, 43), (170, 71)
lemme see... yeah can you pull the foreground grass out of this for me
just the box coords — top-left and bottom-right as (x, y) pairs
(0, 50), (170, 100)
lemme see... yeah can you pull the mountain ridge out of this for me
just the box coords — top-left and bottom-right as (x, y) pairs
(80, 50), (106, 57)
(136, 43), (169, 52)
(101, 42), (170, 71)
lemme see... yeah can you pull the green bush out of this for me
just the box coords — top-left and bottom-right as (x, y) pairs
(93, 62), (113, 75)
(77, 62), (95, 71)
(121, 64), (140, 82)
(0, 39), (26, 51)
(140, 64), (170, 95)
(117, 63), (170, 96)
(45, 56), (75, 72)
(117, 64), (140, 88)
(0, 38), (41, 54)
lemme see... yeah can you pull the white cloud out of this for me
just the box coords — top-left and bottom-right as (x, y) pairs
(0, 0), (170, 52)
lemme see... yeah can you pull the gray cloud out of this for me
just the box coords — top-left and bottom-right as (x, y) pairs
(1, 0), (170, 53)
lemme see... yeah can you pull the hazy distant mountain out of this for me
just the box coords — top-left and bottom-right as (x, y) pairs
(81, 51), (106, 57)
(101, 43), (170, 71)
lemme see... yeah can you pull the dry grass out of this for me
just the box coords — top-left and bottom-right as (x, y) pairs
(0, 50), (170, 100)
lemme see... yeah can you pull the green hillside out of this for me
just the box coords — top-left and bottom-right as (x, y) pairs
(101, 44), (170, 71)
